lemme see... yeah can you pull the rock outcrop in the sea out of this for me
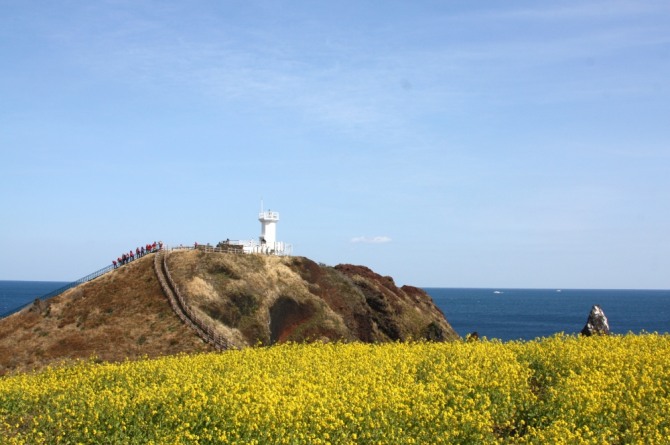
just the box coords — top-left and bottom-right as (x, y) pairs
(0, 250), (458, 374)
(580, 304), (610, 336)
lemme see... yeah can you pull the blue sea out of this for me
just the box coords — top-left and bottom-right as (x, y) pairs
(0, 281), (68, 317)
(426, 287), (670, 341)
(1, 281), (668, 341)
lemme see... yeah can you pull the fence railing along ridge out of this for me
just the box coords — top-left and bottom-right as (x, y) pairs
(0, 263), (118, 319)
(0, 246), (240, 320)
(167, 244), (244, 254)
(153, 253), (198, 337)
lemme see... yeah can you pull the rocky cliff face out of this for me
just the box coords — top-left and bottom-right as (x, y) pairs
(0, 250), (457, 374)
(166, 251), (457, 347)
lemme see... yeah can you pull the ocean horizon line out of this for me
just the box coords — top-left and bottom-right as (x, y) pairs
(1, 279), (669, 293)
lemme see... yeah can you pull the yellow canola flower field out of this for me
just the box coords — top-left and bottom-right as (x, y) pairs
(1, 334), (669, 444)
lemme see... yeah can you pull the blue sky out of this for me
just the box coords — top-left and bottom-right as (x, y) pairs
(1, 1), (669, 288)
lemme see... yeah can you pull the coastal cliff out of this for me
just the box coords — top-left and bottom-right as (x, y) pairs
(0, 250), (457, 374)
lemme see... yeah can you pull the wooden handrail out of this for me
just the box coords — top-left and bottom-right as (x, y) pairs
(154, 251), (230, 350)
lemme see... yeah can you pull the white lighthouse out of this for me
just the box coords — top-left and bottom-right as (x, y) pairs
(236, 205), (291, 255)
(259, 209), (279, 246)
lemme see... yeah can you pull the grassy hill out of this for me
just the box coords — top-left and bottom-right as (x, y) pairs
(0, 254), (213, 375)
(0, 250), (457, 375)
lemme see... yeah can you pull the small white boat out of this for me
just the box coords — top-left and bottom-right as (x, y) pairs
(493, 290), (503, 294)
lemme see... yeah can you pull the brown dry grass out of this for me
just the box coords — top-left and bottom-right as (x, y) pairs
(0, 254), (212, 375)
(165, 250), (352, 347)
(166, 251), (458, 347)
(0, 250), (458, 375)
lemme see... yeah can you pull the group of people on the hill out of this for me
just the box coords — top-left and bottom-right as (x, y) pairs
(112, 241), (162, 269)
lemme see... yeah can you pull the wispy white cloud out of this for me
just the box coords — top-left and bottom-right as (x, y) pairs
(31, 1), (670, 142)
(350, 236), (392, 244)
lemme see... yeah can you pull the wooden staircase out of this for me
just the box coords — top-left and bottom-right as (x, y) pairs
(153, 251), (230, 351)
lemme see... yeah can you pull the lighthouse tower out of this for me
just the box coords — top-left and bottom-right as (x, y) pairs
(245, 205), (290, 255)
(230, 205), (292, 255)
(259, 209), (279, 246)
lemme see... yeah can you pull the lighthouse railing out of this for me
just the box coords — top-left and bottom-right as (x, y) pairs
(258, 211), (279, 220)
(167, 240), (291, 256)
